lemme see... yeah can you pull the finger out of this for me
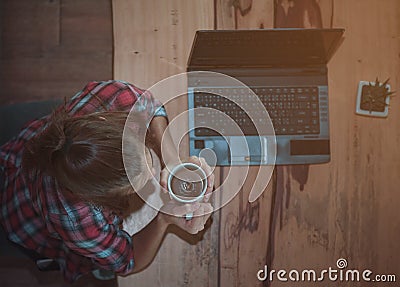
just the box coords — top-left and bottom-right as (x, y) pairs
(192, 203), (212, 218)
(192, 204), (213, 232)
(200, 203), (213, 216)
(187, 155), (201, 165)
(159, 169), (169, 190)
(160, 168), (168, 181)
(206, 173), (215, 191)
(204, 181), (214, 201)
(184, 156), (212, 180)
(205, 204), (213, 219)
(196, 158), (214, 191)
(192, 204), (205, 217)
(172, 203), (200, 217)
(198, 158), (214, 186)
(186, 206), (205, 233)
(204, 193), (212, 202)
(198, 157), (212, 176)
(204, 183), (214, 202)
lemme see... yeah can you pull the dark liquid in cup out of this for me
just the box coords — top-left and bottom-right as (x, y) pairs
(170, 165), (206, 200)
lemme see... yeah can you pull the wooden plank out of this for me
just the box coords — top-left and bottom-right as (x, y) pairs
(214, 1), (276, 287)
(215, 0), (235, 29)
(271, 0), (343, 280)
(0, 0), (60, 57)
(61, 0), (112, 48)
(236, 0), (274, 29)
(0, 0), (113, 105)
(215, 0), (273, 30)
(114, 1), (400, 287)
(270, 1), (338, 280)
(275, 0), (323, 28)
(113, 0), (214, 89)
(0, 50), (112, 105)
(328, 0), (400, 275)
(271, 0), (400, 284)
(1, 52), (111, 81)
(113, 1), (217, 286)
(219, 166), (274, 287)
(318, 0), (334, 28)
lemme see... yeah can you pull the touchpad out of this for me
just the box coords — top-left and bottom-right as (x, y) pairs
(290, 140), (330, 155)
(228, 137), (249, 163)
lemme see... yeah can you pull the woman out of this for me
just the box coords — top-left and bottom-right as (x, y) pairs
(0, 80), (213, 283)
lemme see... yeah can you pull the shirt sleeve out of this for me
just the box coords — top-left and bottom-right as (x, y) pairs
(0, 117), (49, 169)
(48, 207), (135, 275)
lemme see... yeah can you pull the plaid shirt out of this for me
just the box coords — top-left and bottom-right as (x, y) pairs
(0, 80), (167, 282)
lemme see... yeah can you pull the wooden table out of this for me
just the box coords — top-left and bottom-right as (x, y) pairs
(113, 1), (400, 286)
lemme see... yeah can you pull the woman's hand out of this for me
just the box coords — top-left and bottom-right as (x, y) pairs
(126, 200), (212, 274)
(160, 156), (215, 201)
(159, 201), (213, 234)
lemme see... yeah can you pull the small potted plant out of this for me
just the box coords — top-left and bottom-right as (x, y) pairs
(356, 78), (395, 117)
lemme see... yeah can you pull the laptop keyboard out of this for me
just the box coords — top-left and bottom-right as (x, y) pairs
(193, 86), (320, 136)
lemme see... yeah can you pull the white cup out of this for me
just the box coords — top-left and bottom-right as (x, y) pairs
(167, 162), (207, 219)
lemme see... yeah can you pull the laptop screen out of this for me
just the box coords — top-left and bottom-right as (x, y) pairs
(188, 29), (344, 68)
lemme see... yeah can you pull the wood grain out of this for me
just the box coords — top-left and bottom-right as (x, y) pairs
(271, 1), (400, 287)
(113, 0), (214, 89)
(113, 1), (400, 286)
(0, 0), (113, 105)
(214, 1), (275, 287)
(113, 1), (217, 286)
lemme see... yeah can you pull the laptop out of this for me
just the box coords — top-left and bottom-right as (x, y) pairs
(187, 29), (344, 165)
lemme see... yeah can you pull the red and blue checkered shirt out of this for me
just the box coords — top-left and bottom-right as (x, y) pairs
(0, 80), (167, 282)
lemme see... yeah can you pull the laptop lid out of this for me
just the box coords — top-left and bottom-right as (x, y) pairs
(188, 28), (344, 69)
